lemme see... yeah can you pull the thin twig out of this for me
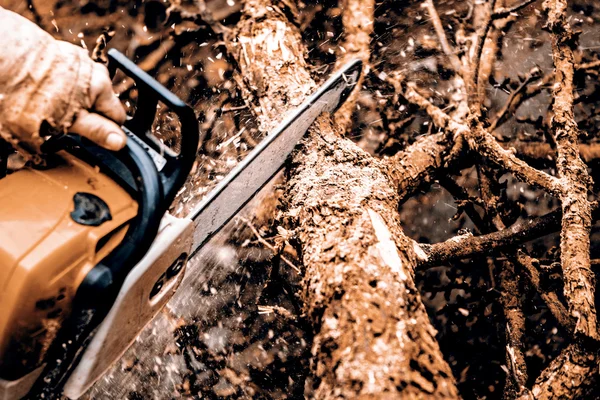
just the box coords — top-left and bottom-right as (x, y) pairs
(490, 59), (600, 132)
(422, 0), (463, 73)
(468, 0), (497, 111)
(493, 0), (538, 19)
(239, 216), (301, 273)
(489, 67), (542, 131)
(438, 175), (488, 232)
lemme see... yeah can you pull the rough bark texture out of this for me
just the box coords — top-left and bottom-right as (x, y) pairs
(543, 0), (598, 340)
(420, 208), (562, 266)
(333, 0), (374, 131)
(515, 252), (573, 333)
(528, 343), (600, 400)
(467, 122), (563, 197)
(224, 0), (459, 397)
(385, 132), (452, 203)
(498, 261), (529, 396)
(510, 141), (600, 165)
(285, 117), (457, 398)
(224, 2), (316, 134)
(393, 1), (600, 396)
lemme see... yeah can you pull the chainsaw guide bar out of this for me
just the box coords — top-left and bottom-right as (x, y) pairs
(186, 58), (362, 256)
(0, 49), (361, 400)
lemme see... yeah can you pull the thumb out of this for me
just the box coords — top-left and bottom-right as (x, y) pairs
(69, 110), (127, 151)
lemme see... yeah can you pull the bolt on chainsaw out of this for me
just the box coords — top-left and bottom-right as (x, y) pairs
(0, 49), (361, 400)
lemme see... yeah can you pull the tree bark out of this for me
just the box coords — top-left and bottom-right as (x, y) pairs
(527, 343), (600, 400)
(544, 0), (597, 340)
(284, 117), (457, 398)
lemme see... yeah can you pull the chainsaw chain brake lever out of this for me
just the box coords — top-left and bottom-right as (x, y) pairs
(107, 48), (200, 210)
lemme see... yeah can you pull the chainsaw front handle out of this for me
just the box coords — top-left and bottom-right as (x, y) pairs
(107, 49), (200, 210)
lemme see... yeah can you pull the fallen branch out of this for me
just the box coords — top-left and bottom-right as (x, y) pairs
(493, 0), (538, 19)
(515, 252), (573, 332)
(488, 58), (600, 132)
(418, 208), (561, 267)
(466, 0), (496, 111)
(499, 260), (530, 396)
(524, 343), (600, 399)
(397, 81), (563, 196)
(544, 0), (597, 340)
(438, 175), (488, 232)
(489, 67), (542, 132)
(509, 141), (600, 165)
(422, 0), (463, 74)
(384, 132), (456, 203)
(376, 75), (467, 202)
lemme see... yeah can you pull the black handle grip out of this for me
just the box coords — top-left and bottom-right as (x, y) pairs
(107, 49), (199, 209)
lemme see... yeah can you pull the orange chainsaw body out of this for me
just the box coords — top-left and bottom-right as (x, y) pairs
(0, 153), (137, 380)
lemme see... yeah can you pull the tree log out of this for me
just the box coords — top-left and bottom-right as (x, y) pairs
(284, 117), (458, 398)
(225, 0), (459, 397)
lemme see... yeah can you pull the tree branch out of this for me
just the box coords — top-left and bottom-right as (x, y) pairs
(333, 0), (374, 132)
(514, 252), (574, 332)
(476, 156), (531, 397)
(509, 141), (600, 165)
(493, 0), (538, 19)
(544, 0), (598, 340)
(397, 81), (563, 196)
(489, 67), (542, 132)
(422, 0), (463, 74)
(524, 343), (600, 399)
(467, 0), (497, 112)
(419, 208), (562, 267)
(226, 0), (460, 397)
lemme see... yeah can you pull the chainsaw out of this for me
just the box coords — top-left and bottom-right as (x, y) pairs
(0, 49), (361, 399)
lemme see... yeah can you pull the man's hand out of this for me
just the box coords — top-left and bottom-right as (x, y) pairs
(0, 7), (127, 158)
(69, 58), (127, 150)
